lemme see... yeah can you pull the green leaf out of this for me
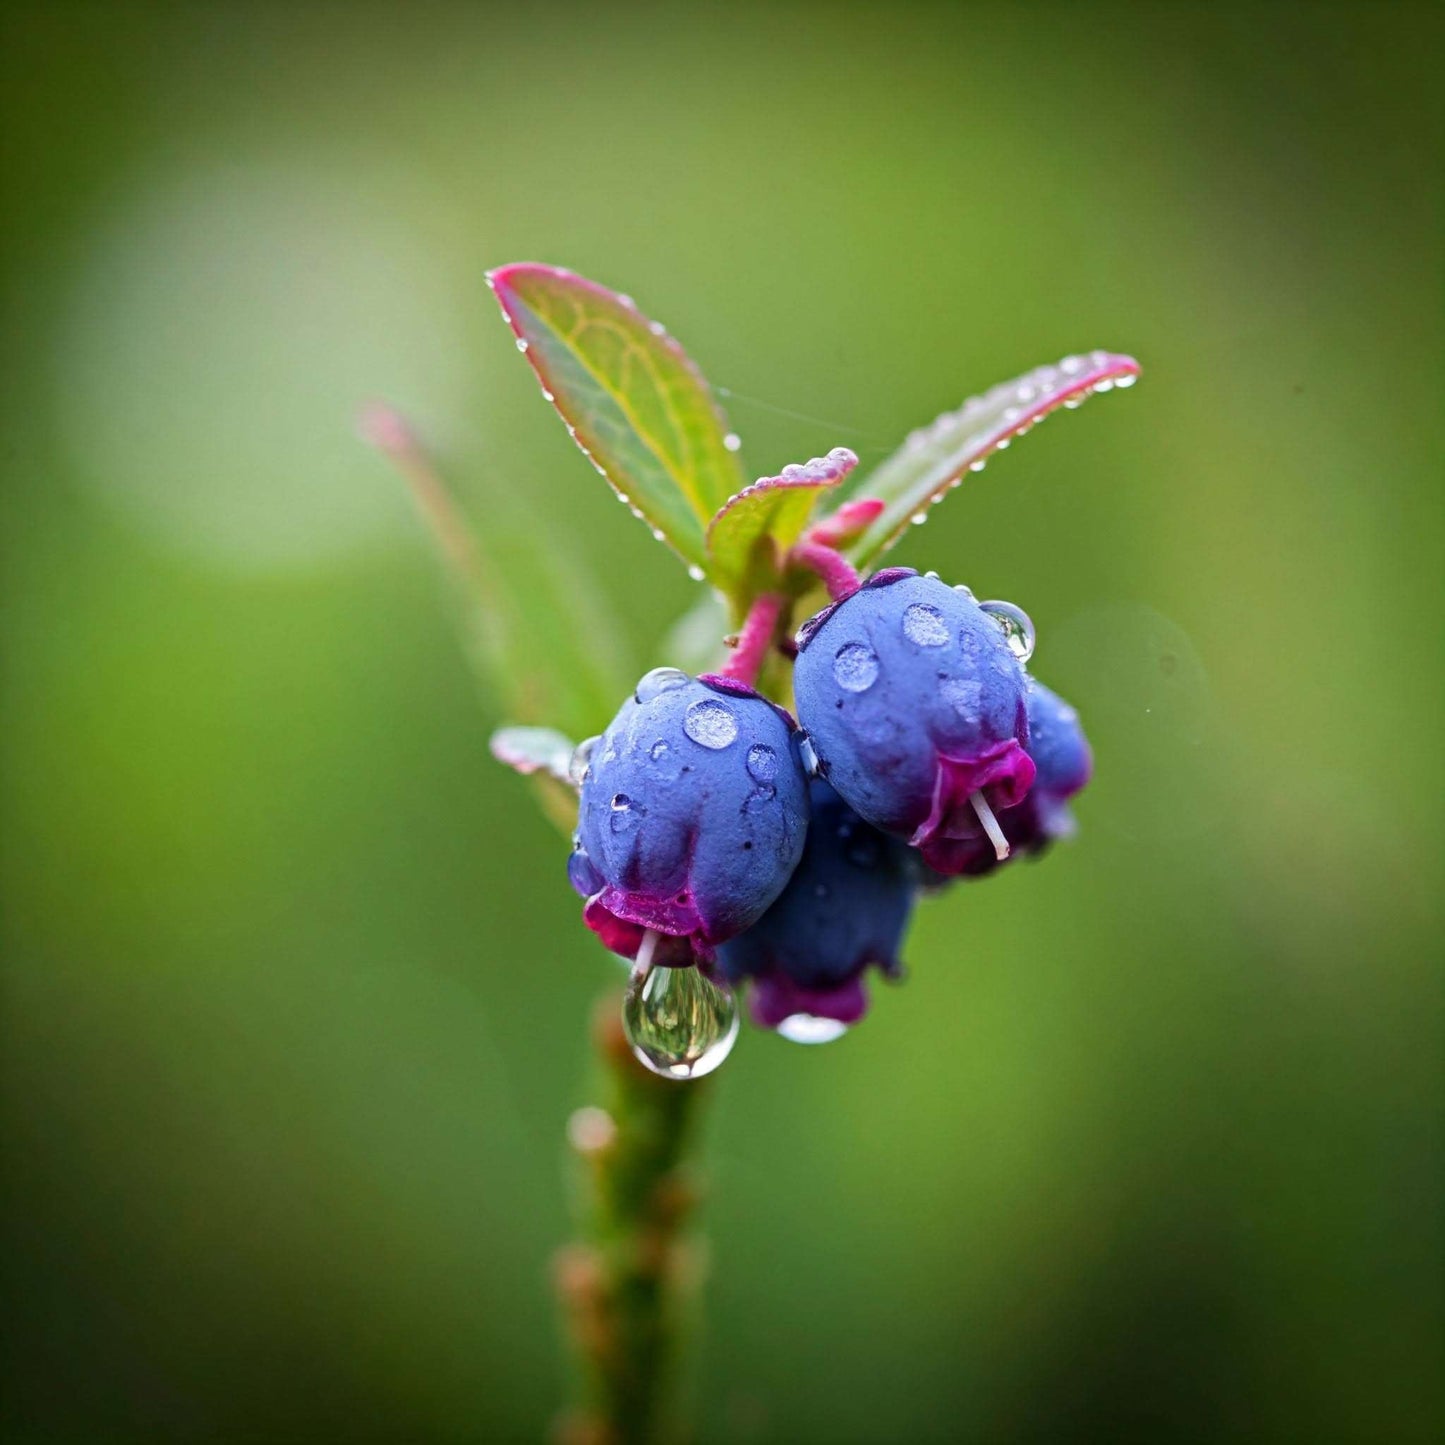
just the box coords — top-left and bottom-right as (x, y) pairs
(705, 447), (858, 605)
(361, 403), (633, 740)
(488, 264), (745, 573)
(848, 351), (1141, 566)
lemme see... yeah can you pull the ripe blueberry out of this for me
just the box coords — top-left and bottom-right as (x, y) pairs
(922, 677), (1091, 876)
(717, 779), (915, 1030)
(570, 668), (809, 966)
(793, 569), (1035, 875)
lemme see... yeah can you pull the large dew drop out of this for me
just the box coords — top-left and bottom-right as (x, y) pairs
(635, 666), (690, 702)
(833, 642), (880, 692)
(902, 602), (949, 647)
(980, 600), (1036, 663)
(623, 947), (739, 1081)
(684, 698), (738, 749)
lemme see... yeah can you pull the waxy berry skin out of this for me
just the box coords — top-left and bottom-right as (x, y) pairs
(717, 780), (915, 1029)
(928, 678), (1092, 876)
(570, 669), (809, 967)
(792, 570), (1035, 875)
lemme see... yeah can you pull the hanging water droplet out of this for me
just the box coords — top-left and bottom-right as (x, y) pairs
(684, 698), (738, 749)
(776, 1014), (850, 1045)
(623, 956), (739, 1080)
(969, 460), (986, 472)
(515, 338), (529, 353)
(687, 564), (706, 581)
(833, 642), (880, 692)
(910, 511), (929, 526)
(797, 732), (821, 776)
(980, 600), (1036, 663)
(1114, 372), (1138, 388)
(569, 735), (601, 786)
(723, 432), (742, 452)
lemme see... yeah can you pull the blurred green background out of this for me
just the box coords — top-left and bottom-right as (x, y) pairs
(2, 3), (1441, 1441)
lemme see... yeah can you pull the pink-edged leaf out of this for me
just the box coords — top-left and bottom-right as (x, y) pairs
(489, 725), (577, 785)
(848, 351), (1141, 566)
(706, 447), (858, 601)
(488, 263), (745, 572)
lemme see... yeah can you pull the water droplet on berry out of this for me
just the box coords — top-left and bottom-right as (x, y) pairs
(980, 600), (1036, 663)
(954, 583), (976, 601)
(777, 1014), (849, 1045)
(833, 642), (880, 692)
(684, 699), (738, 749)
(635, 666), (690, 702)
(746, 744), (778, 781)
(623, 956), (739, 1080)
(569, 735), (600, 786)
(742, 784), (777, 812)
(609, 793), (644, 832)
(902, 602), (949, 647)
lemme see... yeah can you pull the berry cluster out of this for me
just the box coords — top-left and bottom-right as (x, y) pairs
(568, 566), (1091, 1039)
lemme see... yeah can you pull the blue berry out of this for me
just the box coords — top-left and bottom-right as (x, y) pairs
(793, 569), (1035, 875)
(717, 779), (915, 1029)
(924, 678), (1091, 876)
(570, 668), (809, 966)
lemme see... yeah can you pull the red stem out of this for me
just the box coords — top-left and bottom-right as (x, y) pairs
(790, 540), (861, 602)
(720, 593), (786, 687)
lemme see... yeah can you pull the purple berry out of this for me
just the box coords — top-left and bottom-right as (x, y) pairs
(793, 569), (1035, 875)
(927, 678), (1092, 876)
(570, 668), (809, 966)
(717, 779), (915, 1031)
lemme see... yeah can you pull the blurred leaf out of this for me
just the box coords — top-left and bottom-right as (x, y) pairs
(361, 404), (633, 740)
(661, 588), (730, 677)
(488, 724), (584, 834)
(488, 726), (576, 783)
(848, 351), (1141, 566)
(706, 447), (858, 605)
(488, 264), (744, 573)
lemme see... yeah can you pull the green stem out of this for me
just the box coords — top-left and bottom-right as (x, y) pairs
(555, 995), (712, 1445)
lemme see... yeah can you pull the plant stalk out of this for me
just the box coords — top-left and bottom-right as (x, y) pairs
(554, 996), (712, 1445)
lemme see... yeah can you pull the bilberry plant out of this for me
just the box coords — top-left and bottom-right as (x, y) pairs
(365, 263), (1138, 1441)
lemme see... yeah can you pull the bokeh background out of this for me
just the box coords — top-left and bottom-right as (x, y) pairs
(2, 3), (1441, 1441)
